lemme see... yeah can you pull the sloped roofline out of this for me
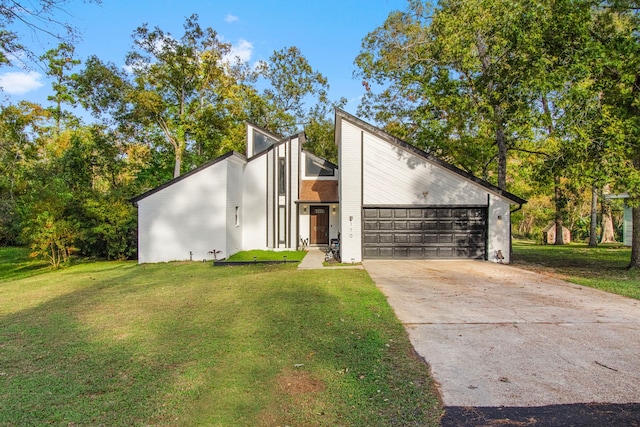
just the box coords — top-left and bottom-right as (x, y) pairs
(131, 123), (316, 205)
(131, 151), (246, 205)
(335, 109), (527, 206)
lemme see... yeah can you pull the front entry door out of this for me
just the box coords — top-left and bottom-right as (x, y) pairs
(310, 206), (329, 245)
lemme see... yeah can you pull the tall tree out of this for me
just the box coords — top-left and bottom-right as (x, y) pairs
(256, 46), (333, 136)
(75, 15), (250, 178)
(355, 0), (539, 189)
(40, 42), (80, 133)
(125, 14), (238, 177)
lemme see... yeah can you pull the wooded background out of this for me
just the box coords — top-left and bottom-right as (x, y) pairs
(2, 0), (639, 266)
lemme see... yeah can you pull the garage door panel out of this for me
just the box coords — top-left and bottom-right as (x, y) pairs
(408, 234), (423, 244)
(363, 221), (378, 230)
(363, 233), (379, 244)
(438, 234), (454, 244)
(379, 221), (393, 230)
(408, 221), (424, 230)
(407, 247), (424, 257)
(394, 221), (408, 230)
(439, 220), (454, 231)
(394, 209), (408, 218)
(362, 207), (487, 259)
(378, 247), (394, 257)
(379, 234), (394, 244)
(394, 233), (409, 243)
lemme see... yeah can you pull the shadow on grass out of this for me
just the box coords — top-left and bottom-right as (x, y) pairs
(0, 264), (442, 426)
(0, 264), (185, 425)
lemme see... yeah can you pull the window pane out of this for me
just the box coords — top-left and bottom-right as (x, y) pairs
(306, 156), (334, 176)
(278, 158), (286, 195)
(253, 129), (277, 155)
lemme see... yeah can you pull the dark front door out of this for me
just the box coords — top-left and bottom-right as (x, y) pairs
(310, 206), (329, 245)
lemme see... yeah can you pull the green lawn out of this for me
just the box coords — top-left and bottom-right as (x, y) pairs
(226, 249), (306, 262)
(0, 250), (442, 426)
(512, 240), (640, 299)
(0, 246), (50, 281)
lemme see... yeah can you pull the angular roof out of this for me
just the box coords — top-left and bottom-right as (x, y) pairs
(335, 109), (527, 206)
(131, 151), (246, 205)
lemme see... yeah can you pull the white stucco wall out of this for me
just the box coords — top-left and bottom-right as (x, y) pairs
(137, 161), (230, 263)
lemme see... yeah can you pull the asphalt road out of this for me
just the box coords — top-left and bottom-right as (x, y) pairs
(364, 260), (640, 425)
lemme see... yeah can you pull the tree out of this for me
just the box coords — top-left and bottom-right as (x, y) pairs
(258, 46), (332, 135)
(355, 0), (540, 190)
(0, 0), (100, 66)
(40, 42), (80, 133)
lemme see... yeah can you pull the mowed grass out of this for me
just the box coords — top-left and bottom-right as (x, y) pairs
(0, 247), (50, 281)
(226, 249), (306, 262)
(0, 252), (442, 426)
(512, 240), (640, 300)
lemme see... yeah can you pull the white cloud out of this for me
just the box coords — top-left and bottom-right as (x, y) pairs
(0, 71), (44, 95)
(225, 14), (239, 23)
(225, 39), (253, 63)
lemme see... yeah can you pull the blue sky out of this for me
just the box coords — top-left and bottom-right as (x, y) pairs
(0, 0), (407, 115)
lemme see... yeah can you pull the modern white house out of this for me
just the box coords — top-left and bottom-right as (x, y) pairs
(132, 109), (526, 264)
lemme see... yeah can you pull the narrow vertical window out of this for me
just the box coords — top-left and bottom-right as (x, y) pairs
(278, 157), (286, 195)
(235, 206), (240, 226)
(278, 206), (286, 244)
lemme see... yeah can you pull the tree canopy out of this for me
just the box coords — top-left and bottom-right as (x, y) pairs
(3, 2), (640, 268)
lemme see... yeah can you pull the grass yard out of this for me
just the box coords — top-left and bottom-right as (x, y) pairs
(512, 240), (640, 300)
(0, 250), (442, 426)
(225, 249), (306, 262)
(0, 247), (50, 281)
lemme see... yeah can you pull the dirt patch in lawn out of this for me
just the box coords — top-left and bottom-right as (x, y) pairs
(276, 369), (326, 394)
(258, 368), (328, 426)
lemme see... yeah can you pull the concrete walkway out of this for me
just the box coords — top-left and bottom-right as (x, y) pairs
(364, 260), (640, 408)
(297, 247), (364, 270)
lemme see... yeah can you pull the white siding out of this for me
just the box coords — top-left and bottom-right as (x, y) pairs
(337, 112), (519, 264)
(289, 137), (300, 249)
(488, 195), (511, 263)
(339, 120), (364, 263)
(226, 159), (244, 258)
(242, 154), (268, 250)
(137, 162), (229, 263)
(362, 134), (487, 205)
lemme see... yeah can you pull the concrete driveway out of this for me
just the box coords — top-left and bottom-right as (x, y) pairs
(364, 260), (640, 408)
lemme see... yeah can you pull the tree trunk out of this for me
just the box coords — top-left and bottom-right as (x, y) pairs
(600, 193), (617, 244)
(588, 184), (598, 247)
(554, 175), (565, 245)
(630, 203), (640, 269)
(173, 151), (182, 178)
